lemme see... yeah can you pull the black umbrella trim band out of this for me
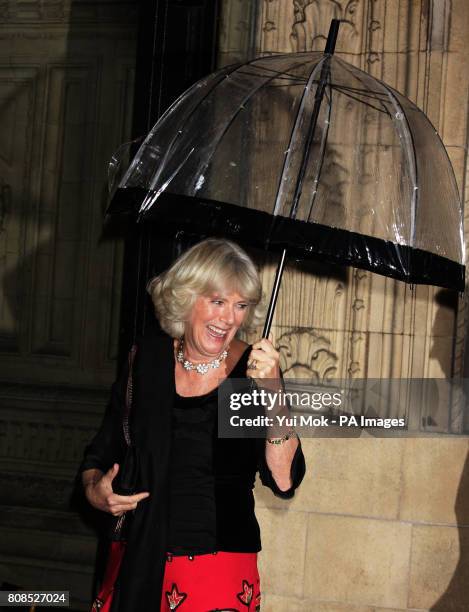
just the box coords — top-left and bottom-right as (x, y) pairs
(109, 189), (465, 292)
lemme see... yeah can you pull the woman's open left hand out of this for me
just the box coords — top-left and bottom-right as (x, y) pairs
(84, 464), (150, 516)
(246, 338), (281, 382)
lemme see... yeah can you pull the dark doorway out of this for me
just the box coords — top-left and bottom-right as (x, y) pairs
(118, 0), (221, 356)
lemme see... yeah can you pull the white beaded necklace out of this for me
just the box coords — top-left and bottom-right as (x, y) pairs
(176, 338), (228, 375)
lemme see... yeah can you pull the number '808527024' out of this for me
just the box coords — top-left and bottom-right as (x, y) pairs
(1, 591), (69, 607)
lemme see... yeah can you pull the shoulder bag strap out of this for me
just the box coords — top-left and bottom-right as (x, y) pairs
(123, 344), (137, 447)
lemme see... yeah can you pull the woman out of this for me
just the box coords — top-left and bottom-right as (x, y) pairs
(81, 238), (305, 611)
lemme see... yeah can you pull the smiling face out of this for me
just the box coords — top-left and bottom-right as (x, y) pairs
(183, 291), (249, 360)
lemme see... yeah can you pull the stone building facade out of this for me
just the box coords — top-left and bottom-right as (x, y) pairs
(0, 1), (468, 611)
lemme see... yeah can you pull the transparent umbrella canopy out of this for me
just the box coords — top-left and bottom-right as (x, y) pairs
(108, 22), (465, 305)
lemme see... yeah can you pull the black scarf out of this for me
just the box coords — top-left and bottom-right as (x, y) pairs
(112, 329), (175, 611)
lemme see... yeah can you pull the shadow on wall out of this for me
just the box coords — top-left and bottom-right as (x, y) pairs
(431, 290), (469, 612)
(430, 452), (469, 612)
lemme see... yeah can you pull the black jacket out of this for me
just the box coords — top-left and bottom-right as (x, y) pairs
(80, 328), (305, 611)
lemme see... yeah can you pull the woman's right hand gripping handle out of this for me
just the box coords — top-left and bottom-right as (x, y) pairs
(82, 463), (150, 517)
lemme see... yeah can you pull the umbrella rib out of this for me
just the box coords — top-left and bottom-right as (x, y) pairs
(332, 83), (389, 99)
(272, 56), (329, 217)
(379, 82), (419, 248)
(235, 66), (307, 85)
(331, 83), (393, 115)
(139, 147), (196, 213)
(305, 75), (333, 223)
(330, 85), (391, 115)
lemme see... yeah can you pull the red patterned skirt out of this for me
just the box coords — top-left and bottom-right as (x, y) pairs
(160, 551), (261, 611)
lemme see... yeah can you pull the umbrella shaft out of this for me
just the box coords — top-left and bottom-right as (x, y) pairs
(263, 248), (287, 338)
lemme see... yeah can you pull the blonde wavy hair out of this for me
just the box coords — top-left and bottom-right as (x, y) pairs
(147, 238), (264, 338)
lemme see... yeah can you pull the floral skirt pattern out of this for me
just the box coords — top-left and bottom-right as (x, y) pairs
(160, 551), (261, 611)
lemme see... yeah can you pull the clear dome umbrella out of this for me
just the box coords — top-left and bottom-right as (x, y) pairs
(107, 20), (465, 337)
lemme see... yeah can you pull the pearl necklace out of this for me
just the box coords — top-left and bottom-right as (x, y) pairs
(176, 338), (228, 375)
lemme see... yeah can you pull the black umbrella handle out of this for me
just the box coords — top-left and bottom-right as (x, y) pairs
(262, 248), (287, 338)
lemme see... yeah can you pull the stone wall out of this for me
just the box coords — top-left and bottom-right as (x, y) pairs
(217, 1), (469, 610)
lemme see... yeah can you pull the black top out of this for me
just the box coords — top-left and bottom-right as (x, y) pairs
(79, 329), (306, 612)
(168, 389), (217, 554)
(168, 347), (264, 555)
